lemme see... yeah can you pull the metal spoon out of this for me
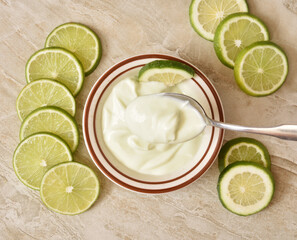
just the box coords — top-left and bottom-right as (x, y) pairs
(161, 92), (297, 141)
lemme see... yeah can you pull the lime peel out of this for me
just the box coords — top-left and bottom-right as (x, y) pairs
(16, 79), (76, 121)
(40, 162), (100, 215)
(25, 47), (84, 96)
(13, 133), (73, 190)
(214, 13), (269, 68)
(20, 106), (79, 152)
(234, 41), (288, 96)
(218, 161), (274, 216)
(45, 22), (102, 76)
(218, 137), (271, 172)
(138, 60), (195, 86)
(189, 0), (249, 41)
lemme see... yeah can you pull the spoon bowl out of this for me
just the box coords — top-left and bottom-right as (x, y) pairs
(158, 92), (211, 125)
(161, 93), (297, 142)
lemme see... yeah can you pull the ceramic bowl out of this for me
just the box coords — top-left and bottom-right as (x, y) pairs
(83, 54), (224, 193)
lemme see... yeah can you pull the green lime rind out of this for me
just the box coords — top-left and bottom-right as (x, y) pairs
(234, 41), (289, 96)
(139, 60), (195, 77)
(217, 161), (275, 216)
(25, 47), (84, 96)
(13, 132), (73, 190)
(16, 78), (76, 121)
(20, 106), (79, 152)
(189, 0), (213, 41)
(138, 60), (195, 81)
(189, 0), (249, 41)
(45, 22), (102, 76)
(40, 162), (100, 215)
(218, 137), (271, 172)
(214, 13), (270, 68)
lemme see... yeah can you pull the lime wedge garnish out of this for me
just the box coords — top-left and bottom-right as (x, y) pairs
(45, 23), (102, 76)
(16, 79), (76, 121)
(218, 137), (271, 172)
(40, 162), (100, 215)
(234, 41), (288, 96)
(214, 13), (269, 68)
(25, 47), (84, 96)
(189, 0), (248, 41)
(13, 133), (73, 190)
(218, 162), (274, 216)
(138, 60), (195, 86)
(20, 106), (79, 152)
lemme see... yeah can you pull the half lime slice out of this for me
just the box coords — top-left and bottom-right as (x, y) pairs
(25, 47), (84, 96)
(138, 60), (195, 86)
(189, 0), (248, 41)
(218, 161), (274, 216)
(218, 137), (271, 172)
(214, 13), (269, 68)
(13, 133), (73, 190)
(16, 79), (76, 121)
(40, 162), (100, 215)
(20, 106), (79, 152)
(45, 23), (102, 76)
(234, 41), (288, 96)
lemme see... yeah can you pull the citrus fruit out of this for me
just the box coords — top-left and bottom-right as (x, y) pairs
(40, 162), (100, 215)
(45, 23), (102, 76)
(138, 60), (195, 86)
(218, 161), (274, 216)
(13, 133), (72, 190)
(218, 137), (271, 172)
(189, 0), (248, 41)
(16, 79), (76, 121)
(25, 47), (84, 96)
(234, 41), (288, 96)
(214, 13), (269, 68)
(20, 106), (79, 152)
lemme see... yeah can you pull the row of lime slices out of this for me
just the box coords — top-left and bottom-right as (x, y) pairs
(217, 137), (274, 216)
(188, 0), (283, 216)
(13, 23), (101, 215)
(189, 0), (288, 96)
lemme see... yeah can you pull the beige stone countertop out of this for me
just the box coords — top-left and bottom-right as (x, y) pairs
(1, 0), (297, 239)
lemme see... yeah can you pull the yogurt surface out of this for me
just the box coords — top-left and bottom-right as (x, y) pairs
(125, 94), (206, 144)
(101, 76), (206, 175)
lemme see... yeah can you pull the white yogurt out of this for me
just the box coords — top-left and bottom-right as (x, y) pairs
(101, 77), (206, 175)
(125, 95), (206, 143)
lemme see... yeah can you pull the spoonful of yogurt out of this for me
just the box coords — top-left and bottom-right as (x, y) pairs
(125, 93), (206, 144)
(126, 93), (297, 144)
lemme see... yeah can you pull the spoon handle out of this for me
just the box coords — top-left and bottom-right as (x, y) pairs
(210, 120), (297, 141)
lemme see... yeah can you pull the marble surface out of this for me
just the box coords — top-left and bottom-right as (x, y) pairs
(1, 0), (297, 239)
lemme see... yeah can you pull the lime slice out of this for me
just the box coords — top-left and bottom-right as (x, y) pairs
(218, 161), (274, 216)
(214, 13), (269, 68)
(25, 47), (84, 96)
(20, 106), (79, 152)
(234, 41), (288, 96)
(45, 23), (102, 76)
(13, 133), (73, 190)
(40, 162), (100, 215)
(16, 79), (76, 121)
(138, 60), (195, 86)
(218, 137), (271, 172)
(189, 0), (248, 41)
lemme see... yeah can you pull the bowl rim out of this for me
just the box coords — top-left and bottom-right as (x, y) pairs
(83, 53), (224, 194)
